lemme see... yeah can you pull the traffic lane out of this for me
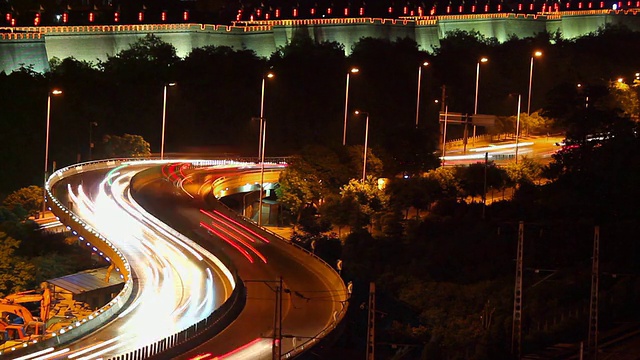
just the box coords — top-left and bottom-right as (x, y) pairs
(48, 167), (232, 359)
(132, 181), (339, 359)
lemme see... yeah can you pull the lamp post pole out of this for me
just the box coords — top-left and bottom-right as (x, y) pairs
(355, 110), (369, 183)
(161, 82), (175, 160)
(43, 89), (62, 216)
(343, 67), (359, 145)
(527, 51), (542, 116)
(415, 61), (429, 128)
(470, 57), (488, 150)
(515, 94), (522, 164)
(259, 120), (266, 226)
(259, 73), (274, 159)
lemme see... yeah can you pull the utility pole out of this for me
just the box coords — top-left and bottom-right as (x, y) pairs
(512, 221), (524, 359)
(366, 282), (376, 360)
(588, 226), (600, 360)
(245, 278), (283, 360)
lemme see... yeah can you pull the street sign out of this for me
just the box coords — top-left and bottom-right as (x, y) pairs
(471, 114), (496, 126)
(438, 111), (467, 124)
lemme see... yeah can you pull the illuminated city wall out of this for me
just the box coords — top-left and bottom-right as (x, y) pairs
(1, 10), (639, 74)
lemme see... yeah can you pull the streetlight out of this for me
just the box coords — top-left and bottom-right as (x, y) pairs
(258, 119), (267, 226)
(89, 121), (97, 161)
(415, 61), (429, 128)
(527, 51), (542, 115)
(474, 57), (488, 115)
(514, 94), (522, 164)
(343, 67), (359, 146)
(354, 110), (369, 183)
(471, 57), (488, 151)
(259, 72), (275, 159)
(43, 89), (63, 216)
(161, 82), (176, 160)
(257, 72), (274, 226)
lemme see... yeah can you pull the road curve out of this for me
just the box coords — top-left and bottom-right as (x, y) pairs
(9, 159), (347, 360)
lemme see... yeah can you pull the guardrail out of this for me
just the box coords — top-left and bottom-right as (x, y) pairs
(1, 160), (135, 357)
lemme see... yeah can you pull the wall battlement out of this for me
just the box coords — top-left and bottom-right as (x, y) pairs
(1, 9), (639, 74)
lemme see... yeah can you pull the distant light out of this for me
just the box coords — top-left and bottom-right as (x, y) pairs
(534, 51), (542, 57)
(617, 78), (624, 83)
(350, 67), (360, 73)
(613, 3), (618, 9)
(480, 57), (488, 63)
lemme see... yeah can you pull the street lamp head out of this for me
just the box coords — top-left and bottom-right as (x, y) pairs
(422, 61), (429, 67)
(533, 51), (542, 57)
(354, 110), (368, 115)
(167, 82), (176, 87)
(266, 72), (275, 79)
(350, 67), (359, 74)
(480, 57), (488, 63)
(50, 89), (62, 95)
(617, 77), (624, 83)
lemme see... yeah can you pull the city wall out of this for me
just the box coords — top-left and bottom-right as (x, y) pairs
(1, 9), (639, 74)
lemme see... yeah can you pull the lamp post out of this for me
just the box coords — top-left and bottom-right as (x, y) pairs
(258, 119), (267, 226)
(257, 72), (274, 226)
(354, 110), (369, 183)
(470, 57), (488, 150)
(89, 121), (97, 160)
(343, 67), (359, 146)
(259, 72), (275, 159)
(514, 94), (522, 164)
(527, 51), (542, 115)
(415, 61), (429, 128)
(161, 82), (176, 160)
(43, 89), (63, 216)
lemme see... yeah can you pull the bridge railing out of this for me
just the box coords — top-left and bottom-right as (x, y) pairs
(1, 160), (135, 357)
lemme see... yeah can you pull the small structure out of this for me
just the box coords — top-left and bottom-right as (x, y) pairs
(46, 267), (124, 311)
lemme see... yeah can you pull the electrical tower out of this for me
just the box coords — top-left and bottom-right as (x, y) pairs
(366, 282), (376, 360)
(588, 226), (600, 360)
(512, 221), (524, 359)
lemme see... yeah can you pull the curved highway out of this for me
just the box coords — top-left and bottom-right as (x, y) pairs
(9, 159), (347, 360)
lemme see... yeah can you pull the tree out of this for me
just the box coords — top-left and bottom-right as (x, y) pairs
(0, 232), (36, 296)
(340, 176), (389, 231)
(2, 186), (43, 219)
(275, 155), (325, 227)
(100, 134), (151, 158)
(504, 156), (543, 185)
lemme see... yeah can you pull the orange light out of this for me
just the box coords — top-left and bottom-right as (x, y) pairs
(183, 11), (189, 21)
(344, 7), (349, 16)
(327, 7), (332, 15)
(114, 12), (119, 22)
(497, 4), (502, 11)
(34, 14), (40, 26)
(161, 11), (167, 21)
(256, 9), (261, 17)
(275, 8), (280, 17)
(293, 8), (298, 17)
(10, 18), (15, 26)
(138, 12), (144, 21)
(5, 13), (11, 21)
(403, 6), (408, 14)
(265, 13), (270, 19)
(311, 7), (316, 15)
(88, 12), (94, 23)
(388, 6), (393, 13)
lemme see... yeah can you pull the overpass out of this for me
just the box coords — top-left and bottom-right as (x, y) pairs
(2, 9), (640, 73)
(1, 159), (348, 359)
